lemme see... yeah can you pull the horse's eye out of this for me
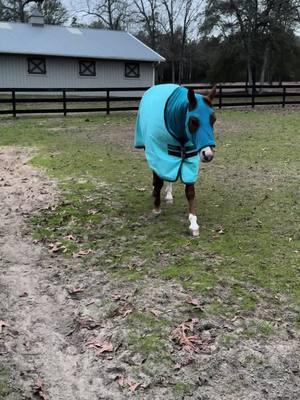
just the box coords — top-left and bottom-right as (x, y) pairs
(210, 113), (216, 127)
(189, 117), (199, 133)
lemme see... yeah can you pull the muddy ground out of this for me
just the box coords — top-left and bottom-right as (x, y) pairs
(0, 143), (299, 399)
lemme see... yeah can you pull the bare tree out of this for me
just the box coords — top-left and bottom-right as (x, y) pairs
(132, 0), (161, 50)
(178, 0), (202, 83)
(40, 0), (68, 25)
(0, 0), (38, 22)
(160, 0), (182, 82)
(82, 0), (130, 30)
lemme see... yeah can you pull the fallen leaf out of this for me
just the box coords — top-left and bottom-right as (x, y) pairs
(170, 318), (201, 352)
(117, 376), (141, 392)
(86, 338), (113, 354)
(33, 379), (48, 400)
(68, 287), (84, 294)
(64, 235), (76, 241)
(149, 309), (162, 317)
(0, 320), (9, 334)
(73, 248), (93, 258)
(186, 298), (203, 310)
(128, 380), (141, 393)
(121, 309), (133, 318)
(87, 209), (99, 215)
(117, 375), (125, 387)
(48, 242), (63, 253)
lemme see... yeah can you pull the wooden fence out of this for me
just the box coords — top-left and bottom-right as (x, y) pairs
(0, 84), (300, 117)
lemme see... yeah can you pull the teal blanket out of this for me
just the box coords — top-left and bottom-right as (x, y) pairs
(134, 84), (215, 184)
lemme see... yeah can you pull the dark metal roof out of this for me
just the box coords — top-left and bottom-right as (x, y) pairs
(0, 22), (165, 62)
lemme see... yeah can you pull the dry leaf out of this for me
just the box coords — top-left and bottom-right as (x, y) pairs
(48, 242), (62, 253)
(73, 248), (93, 258)
(117, 376), (125, 387)
(68, 287), (84, 294)
(117, 376), (141, 393)
(64, 235), (76, 241)
(170, 318), (201, 352)
(121, 309), (133, 318)
(0, 320), (9, 334)
(186, 298), (203, 310)
(149, 309), (162, 317)
(86, 338), (113, 354)
(33, 379), (48, 400)
(128, 381), (141, 393)
(87, 209), (99, 215)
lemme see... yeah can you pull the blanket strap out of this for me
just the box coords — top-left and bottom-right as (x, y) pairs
(167, 144), (198, 159)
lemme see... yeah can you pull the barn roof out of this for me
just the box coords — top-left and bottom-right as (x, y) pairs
(0, 21), (165, 63)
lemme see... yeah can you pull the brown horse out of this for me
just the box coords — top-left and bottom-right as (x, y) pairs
(135, 84), (217, 236)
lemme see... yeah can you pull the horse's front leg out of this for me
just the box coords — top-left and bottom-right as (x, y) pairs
(152, 172), (164, 215)
(185, 184), (199, 236)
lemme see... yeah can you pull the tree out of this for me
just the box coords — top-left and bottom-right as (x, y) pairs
(203, 0), (300, 85)
(0, 0), (37, 22)
(40, 0), (68, 25)
(82, 0), (130, 30)
(132, 0), (161, 50)
(0, 0), (68, 24)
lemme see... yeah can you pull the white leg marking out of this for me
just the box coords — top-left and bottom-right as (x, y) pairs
(152, 208), (161, 216)
(165, 182), (173, 204)
(189, 213), (199, 236)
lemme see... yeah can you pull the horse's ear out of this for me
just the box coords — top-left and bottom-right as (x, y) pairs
(188, 88), (197, 110)
(207, 85), (217, 102)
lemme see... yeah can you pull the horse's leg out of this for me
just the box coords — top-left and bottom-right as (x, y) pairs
(164, 182), (173, 203)
(152, 172), (164, 215)
(185, 184), (199, 236)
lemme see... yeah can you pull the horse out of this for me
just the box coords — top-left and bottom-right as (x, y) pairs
(134, 84), (217, 236)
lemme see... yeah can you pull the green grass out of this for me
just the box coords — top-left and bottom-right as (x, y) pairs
(0, 109), (299, 326)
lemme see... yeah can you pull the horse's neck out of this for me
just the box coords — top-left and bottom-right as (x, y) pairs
(165, 87), (188, 143)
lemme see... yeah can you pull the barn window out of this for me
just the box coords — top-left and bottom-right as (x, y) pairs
(79, 60), (96, 76)
(28, 57), (46, 74)
(125, 62), (140, 78)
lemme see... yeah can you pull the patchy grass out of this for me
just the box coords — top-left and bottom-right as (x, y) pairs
(0, 110), (299, 328)
(0, 367), (10, 398)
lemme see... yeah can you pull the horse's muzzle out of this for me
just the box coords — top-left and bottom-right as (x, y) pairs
(200, 146), (214, 162)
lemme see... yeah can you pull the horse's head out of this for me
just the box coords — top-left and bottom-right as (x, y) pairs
(185, 86), (217, 162)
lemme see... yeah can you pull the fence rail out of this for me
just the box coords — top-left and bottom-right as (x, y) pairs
(0, 84), (300, 116)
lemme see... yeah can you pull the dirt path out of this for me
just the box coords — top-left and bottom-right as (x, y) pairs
(0, 148), (119, 400)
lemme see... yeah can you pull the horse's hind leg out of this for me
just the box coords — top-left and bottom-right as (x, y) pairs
(152, 172), (163, 215)
(185, 184), (199, 236)
(164, 182), (173, 204)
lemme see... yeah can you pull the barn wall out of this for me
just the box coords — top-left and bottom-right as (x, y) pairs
(0, 54), (154, 89)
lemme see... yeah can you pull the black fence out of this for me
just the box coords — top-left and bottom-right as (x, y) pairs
(0, 84), (300, 117)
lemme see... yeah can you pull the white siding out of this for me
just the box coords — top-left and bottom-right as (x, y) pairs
(0, 54), (154, 89)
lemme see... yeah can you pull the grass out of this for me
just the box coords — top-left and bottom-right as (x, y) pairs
(0, 109), (299, 327)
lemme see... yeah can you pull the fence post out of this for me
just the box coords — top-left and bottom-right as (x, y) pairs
(12, 90), (16, 117)
(106, 90), (110, 115)
(62, 90), (67, 116)
(218, 85), (222, 109)
(282, 86), (286, 108)
(251, 84), (256, 108)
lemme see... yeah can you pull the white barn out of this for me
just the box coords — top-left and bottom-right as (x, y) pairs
(0, 11), (164, 89)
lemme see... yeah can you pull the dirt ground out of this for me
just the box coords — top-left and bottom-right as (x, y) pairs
(0, 145), (300, 400)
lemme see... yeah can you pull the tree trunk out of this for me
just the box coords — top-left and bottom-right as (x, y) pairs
(171, 60), (175, 83)
(260, 43), (270, 87)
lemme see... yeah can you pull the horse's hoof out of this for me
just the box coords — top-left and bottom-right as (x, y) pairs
(189, 228), (199, 237)
(153, 208), (161, 216)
